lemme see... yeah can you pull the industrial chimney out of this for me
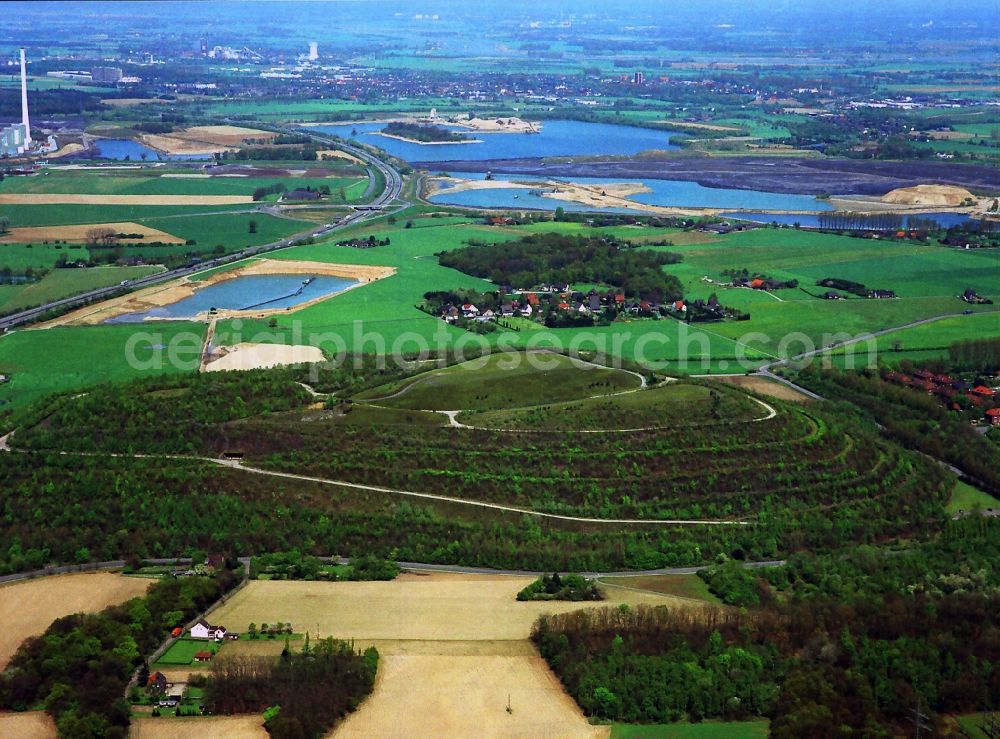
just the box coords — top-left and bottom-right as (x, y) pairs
(19, 48), (31, 147)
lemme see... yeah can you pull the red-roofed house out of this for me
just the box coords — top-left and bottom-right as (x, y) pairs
(750, 278), (766, 289)
(972, 386), (995, 397)
(987, 408), (1000, 426)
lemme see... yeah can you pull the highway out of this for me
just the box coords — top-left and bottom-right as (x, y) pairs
(0, 130), (405, 332)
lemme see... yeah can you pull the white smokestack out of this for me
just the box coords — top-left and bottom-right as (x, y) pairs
(19, 48), (31, 146)
(308, 42), (318, 61)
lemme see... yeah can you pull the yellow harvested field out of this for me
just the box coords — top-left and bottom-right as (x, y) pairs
(0, 193), (253, 206)
(712, 375), (814, 403)
(882, 184), (975, 207)
(209, 574), (694, 738)
(209, 573), (697, 642)
(204, 342), (326, 372)
(331, 655), (609, 739)
(0, 221), (184, 245)
(130, 715), (268, 739)
(0, 712), (56, 739)
(0, 573), (151, 668)
(318, 149), (363, 163)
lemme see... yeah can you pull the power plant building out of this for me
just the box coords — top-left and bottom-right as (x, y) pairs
(0, 123), (28, 156)
(2, 48), (31, 156)
(91, 66), (123, 84)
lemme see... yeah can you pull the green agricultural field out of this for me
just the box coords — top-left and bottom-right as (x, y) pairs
(0, 172), (365, 198)
(153, 638), (219, 667)
(599, 574), (721, 604)
(611, 720), (770, 739)
(0, 243), (91, 272)
(136, 212), (312, 253)
(0, 266), (162, 315)
(0, 203), (254, 228)
(0, 322), (205, 410)
(947, 481), (1000, 515)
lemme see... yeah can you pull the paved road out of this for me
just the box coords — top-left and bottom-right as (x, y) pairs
(0, 130), (405, 332)
(754, 311), (977, 400)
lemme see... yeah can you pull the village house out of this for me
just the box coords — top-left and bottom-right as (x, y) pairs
(190, 619), (228, 641)
(987, 408), (1000, 427)
(147, 672), (168, 694)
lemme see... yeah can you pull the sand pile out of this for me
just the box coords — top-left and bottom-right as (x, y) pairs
(882, 184), (976, 207)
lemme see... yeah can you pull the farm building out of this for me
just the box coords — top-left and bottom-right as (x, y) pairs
(987, 408), (1000, 427)
(190, 619), (228, 640)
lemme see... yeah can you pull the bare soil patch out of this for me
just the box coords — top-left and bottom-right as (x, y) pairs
(0, 573), (151, 668)
(713, 375), (813, 403)
(129, 715), (268, 739)
(141, 126), (276, 156)
(0, 221), (184, 245)
(330, 655), (609, 739)
(0, 194), (253, 206)
(0, 711), (56, 739)
(204, 343), (325, 372)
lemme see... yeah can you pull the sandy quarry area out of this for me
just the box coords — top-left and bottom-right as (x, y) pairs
(207, 572), (693, 738)
(130, 715), (268, 739)
(451, 116), (541, 134)
(0, 193), (253, 206)
(46, 142), (86, 159)
(44, 258), (394, 326)
(204, 342), (325, 371)
(141, 125), (276, 155)
(0, 572), (151, 669)
(209, 572), (700, 642)
(0, 221), (184, 245)
(881, 184), (977, 207)
(0, 712), (56, 739)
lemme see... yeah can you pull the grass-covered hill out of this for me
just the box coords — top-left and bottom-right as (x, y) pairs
(1, 353), (950, 574)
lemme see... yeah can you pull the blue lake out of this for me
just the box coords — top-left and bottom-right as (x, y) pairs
(430, 172), (833, 212)
(106, 274), (356, 323)
(92, 138), (210, 161)
(721, 211), (977, 229)
(310, 120), (682, 162)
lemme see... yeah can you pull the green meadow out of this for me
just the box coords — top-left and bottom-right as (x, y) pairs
(0, 322), (205, 410)
(0, 214), (997, 409)
(0, 172), (365, 198)
(0, 265), (162, 315)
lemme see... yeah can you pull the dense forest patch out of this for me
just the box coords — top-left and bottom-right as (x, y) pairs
(438, 233), (683, 302)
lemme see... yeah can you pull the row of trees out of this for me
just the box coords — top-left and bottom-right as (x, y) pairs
(204, 639), (378, 738)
